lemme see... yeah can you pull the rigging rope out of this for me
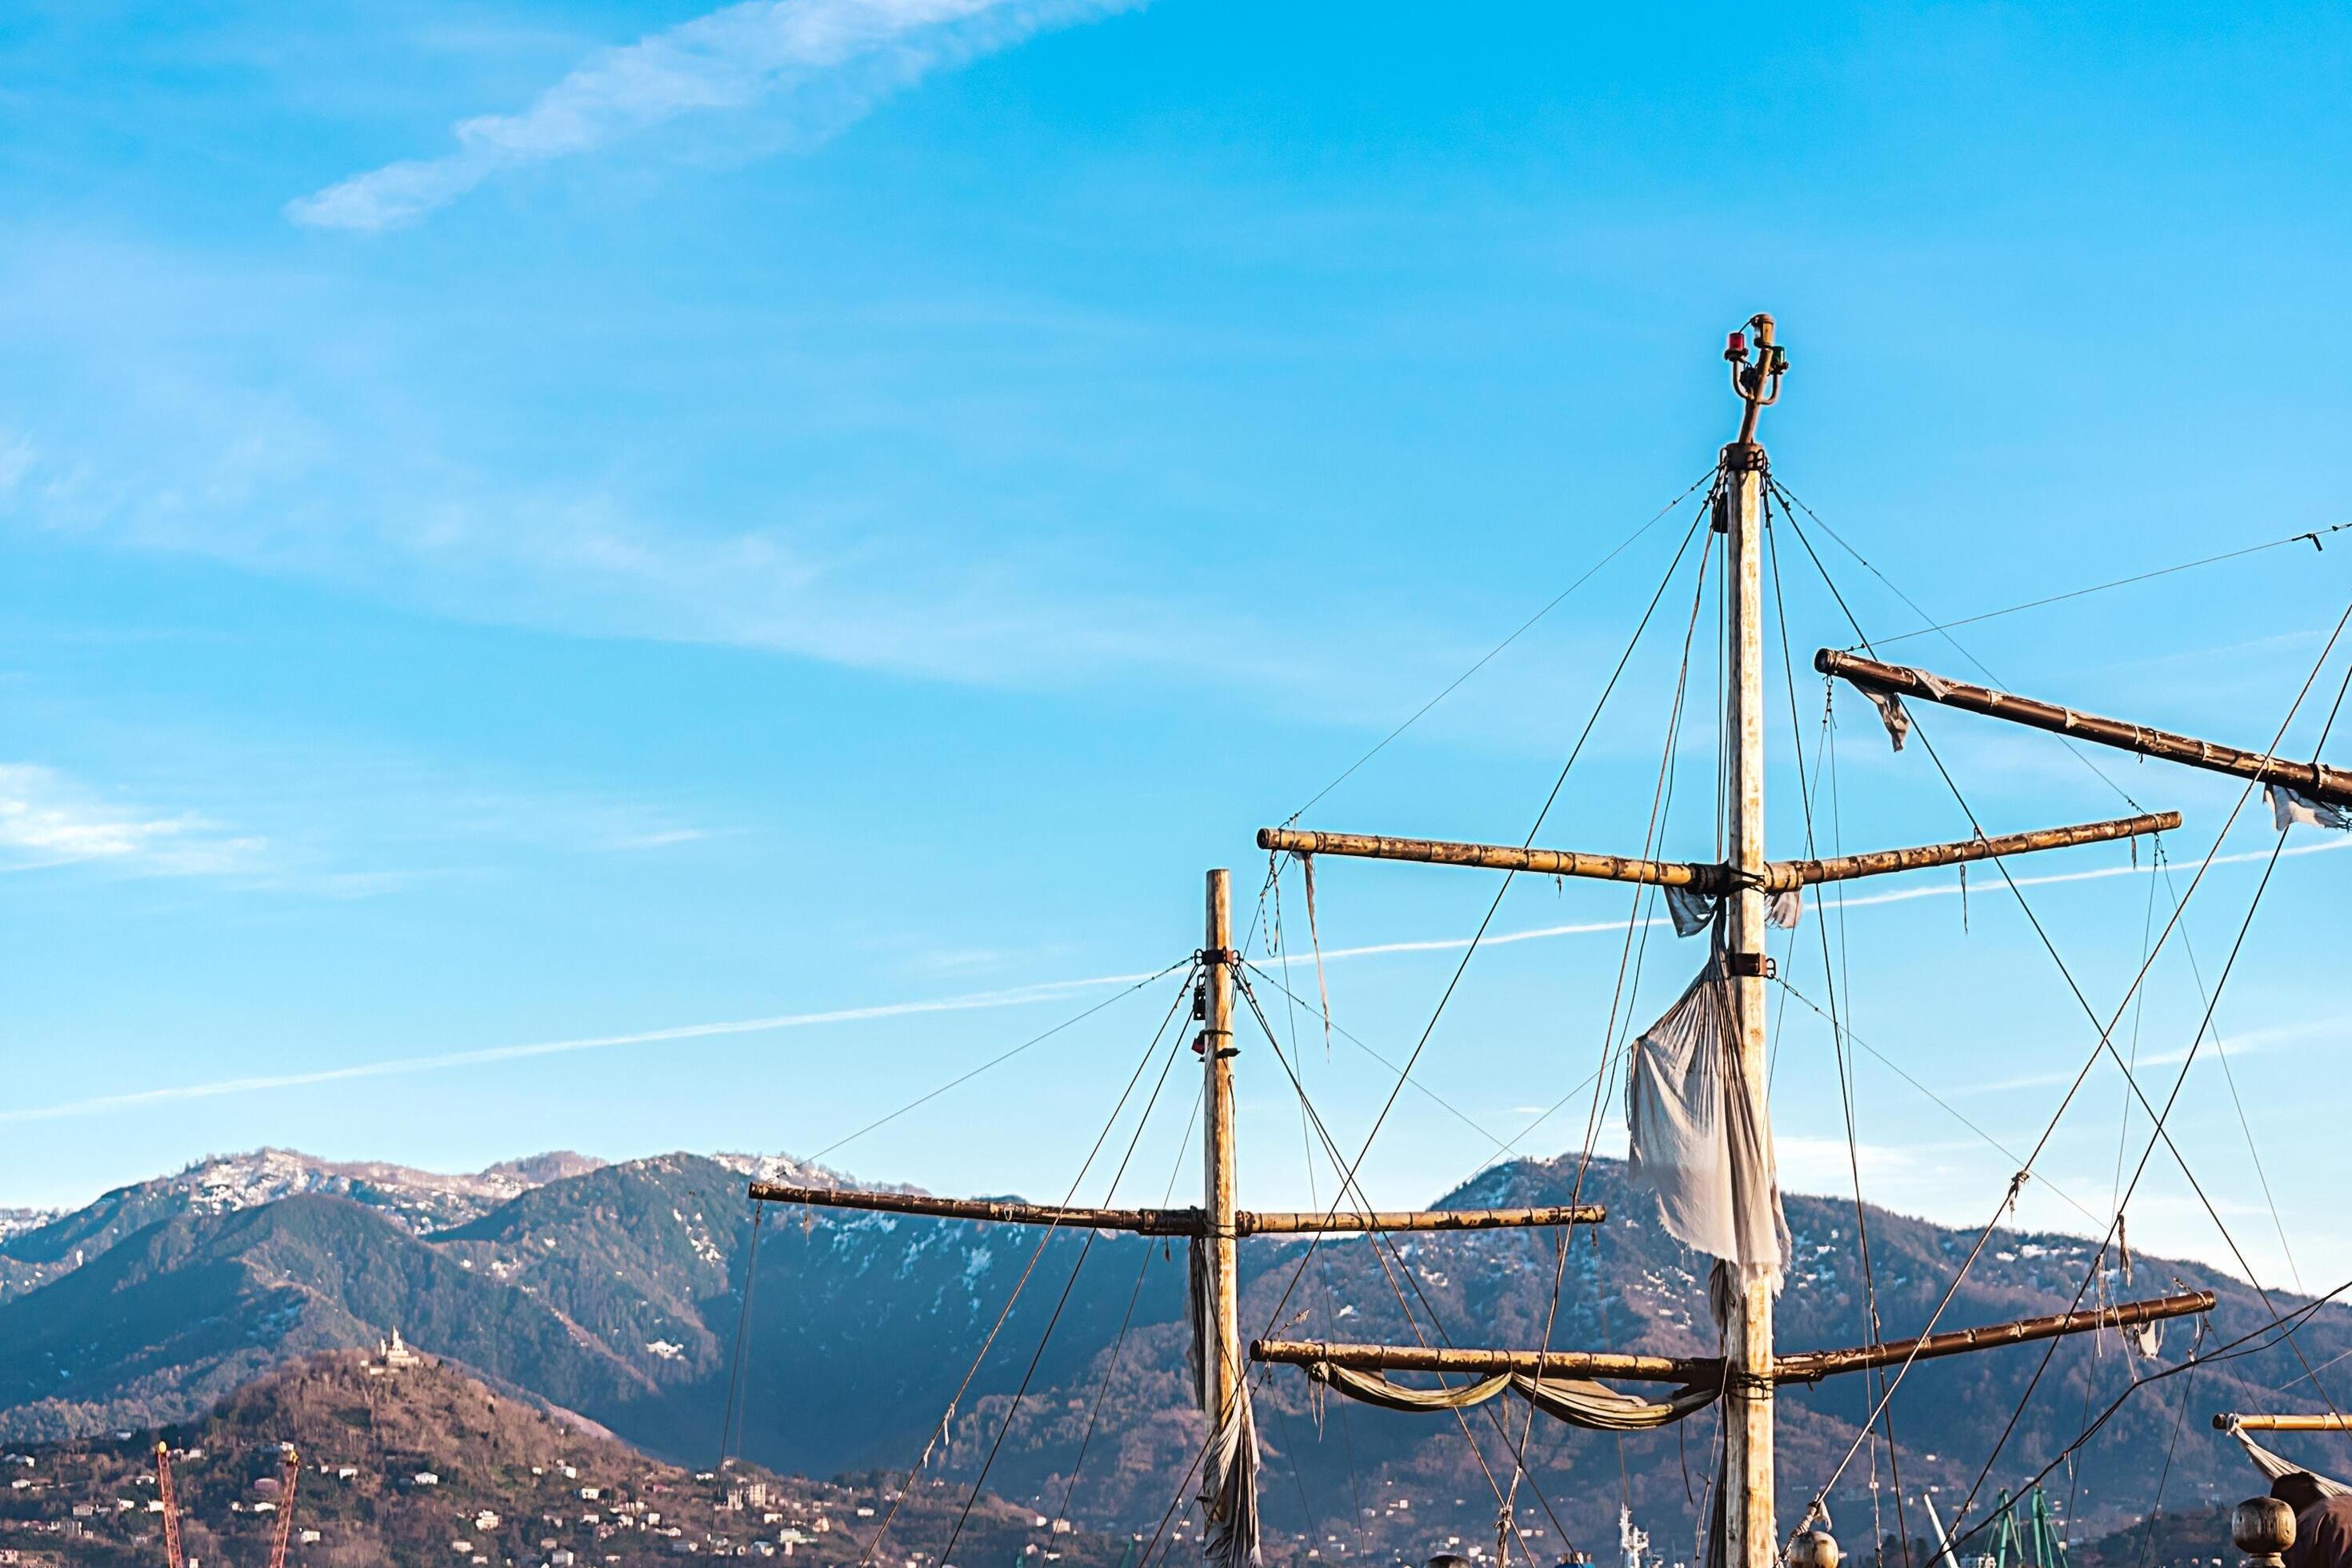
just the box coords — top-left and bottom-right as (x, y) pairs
(1775, 488), (2352, 1510)
(1280, 467), (1718, 827)
(810, 958), (1194, 1166)
(852, 966), (1197, 1568)
(1863, 518), (2352, 651)
(933, 977), (1202, 1568)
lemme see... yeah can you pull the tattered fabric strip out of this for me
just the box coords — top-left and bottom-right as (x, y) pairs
(1202, 1382), (1262, 1568)
(1663, 886), (1803, 938)
(1306, 1361), (1718, 1433)
(2268, 783), (2352, 831)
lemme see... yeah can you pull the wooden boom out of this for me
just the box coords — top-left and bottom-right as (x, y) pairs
(1817, 649), (2352, 808)
(747, 1182), (1602, 1236)
(1255, 826), (1717, 889)
(1250, 1338), (1718, 1385)
(1261, 814), (2174, 894)
(1776, 812), (2179, 888)
(1239, 1206), (1604, 1234)
(1252, 1290), (2212, 1387)
(2214, 1413), (2352, 1432)
(1771, 1290), (2214, 1383)
(749, 1182), (1202, 1234)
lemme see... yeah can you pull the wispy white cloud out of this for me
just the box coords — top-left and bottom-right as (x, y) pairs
(288, 0), (1136, 231)
(0, 965), (1170, 1123)
(0, 763), (263, 877)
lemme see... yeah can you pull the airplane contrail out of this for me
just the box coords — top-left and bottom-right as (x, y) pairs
(6, 834), (2335, 1122)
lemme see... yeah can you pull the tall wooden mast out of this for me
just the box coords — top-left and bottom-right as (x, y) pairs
(1200, 869), (1244, 1471)
(1722, 312), (1782, 1568)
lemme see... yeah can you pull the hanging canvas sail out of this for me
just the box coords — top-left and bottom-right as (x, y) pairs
(1626, 946), (1790, 1298)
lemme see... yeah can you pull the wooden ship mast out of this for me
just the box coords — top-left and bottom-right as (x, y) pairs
(742, 318), (2352, 1568)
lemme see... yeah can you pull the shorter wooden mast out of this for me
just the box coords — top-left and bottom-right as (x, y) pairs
(744, 868), (1604, 1568)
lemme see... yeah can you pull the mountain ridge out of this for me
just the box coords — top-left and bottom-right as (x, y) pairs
(0, 1145), (2330, 1557)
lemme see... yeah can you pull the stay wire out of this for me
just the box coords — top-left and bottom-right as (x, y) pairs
(717, 1200), (766, 1468)
(1848, 635), (2352, 1519)
(1772, 478), (2149, 815)
(1245, 501), (1713, 1378)
(1762, 496), (1910, 1563)
(852, 966), (1197, 1568)
(1282, 466), (1718, 826)
(1050, 1082), (1205, 1533)
(1138, 491), (1710, 1568)
(934, 973), (1202, 1568)
(1866, 518), (2352, 652)
(1942, 1275), (2352, 1561)
(1776, 501), (2352, 1504)
(1233, 969), (1566, 1563)
(811, 958), (1194, 1166)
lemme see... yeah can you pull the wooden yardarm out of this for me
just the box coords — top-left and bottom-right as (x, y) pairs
(746, 869), (1600, 1567)
(1242, 318), (2201, 1568)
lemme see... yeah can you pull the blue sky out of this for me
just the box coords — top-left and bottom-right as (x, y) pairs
(5, 0), (2352, 1286)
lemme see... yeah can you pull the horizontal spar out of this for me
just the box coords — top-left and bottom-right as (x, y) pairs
(1770, 811), (2181, 890)
(1773, 1290), (2215, 1383)
(1253, 1290), (2214, 1390)
(1258, 827), (1718, 890)
(1817, 649), (2352, 809)
(1239, 1206), (1605, 1234)
(2214, 1413), (2352, 1432)
(1250, 1338), (1718, 1385)
(749, 1186), (1603, 1238)
(749, 1182), (1204, 1236)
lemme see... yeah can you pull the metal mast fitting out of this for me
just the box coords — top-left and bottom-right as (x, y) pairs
(1816, 649), (2352, 809)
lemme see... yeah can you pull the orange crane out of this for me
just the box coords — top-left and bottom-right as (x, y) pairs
(154, 1442), (186, 1568)
(264, 1444), (299, 1568)
(153, 1438), (304, 1568)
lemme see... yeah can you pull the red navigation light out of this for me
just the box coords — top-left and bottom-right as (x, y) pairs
(1726, 331), (1747, 357)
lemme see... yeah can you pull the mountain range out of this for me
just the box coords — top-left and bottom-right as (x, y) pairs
(0, 1146), (2330, 1563)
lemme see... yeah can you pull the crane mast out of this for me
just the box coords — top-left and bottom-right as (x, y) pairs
(154, 1442), (186, 1568)
(266, 1443), (300, 1568)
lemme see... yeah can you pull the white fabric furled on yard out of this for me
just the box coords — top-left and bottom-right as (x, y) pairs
(2226, 1422), (2352, 1497)
(2269, 783), (2352, 832)
(1625, 947), (1789, 1295)
(1304, 1361), (1718, 1433)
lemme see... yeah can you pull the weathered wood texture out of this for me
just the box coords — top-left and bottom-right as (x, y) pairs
(746, 1184), (1606, 1236)
(1773, 1290), (2214, 1383)
(1261, 816), (2174, 895)
(1249, 1338), (1718, 1385)
(1239, 1206), (1605, 1234)
(1254, 826), (1716, 889)
(2213, 1413), (2352, 1432)
(745, 1183), (1202, 1235)
(1817, 649), (2352, 807)
(1777, 812), (2179, 887)
(1202, 870), (1241, 1429)
(1251, 1290), (2212, 1388)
